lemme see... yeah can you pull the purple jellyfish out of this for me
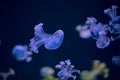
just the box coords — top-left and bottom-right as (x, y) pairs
(55, 59), (80, 80)
(12, 45), (32, 62)
(29, 23), (64, 53)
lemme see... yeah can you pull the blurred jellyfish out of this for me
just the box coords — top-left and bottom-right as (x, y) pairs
(85, 17), (97, 25)
(76, 5), (120, 49)
(40, 66), (59, 80)
(76, 25), (91, 39)
(104, 5), (120, 41)
(29, 23), (64, 53)
(96, 36), (110, 49)
(104, 5), (118, 20)
(0, 68), (15, 80)
(12, 45), (32, 62)
(81, 60), (109, 80)
(55, 59), (80, 80)
(40, 67), (55, 77)
(112, 56), (120, 66)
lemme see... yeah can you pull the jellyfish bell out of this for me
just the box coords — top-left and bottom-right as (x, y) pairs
(44, 30), (64, 50)
(96, 36), (110, 49)
(40, 67), (55, 77)
(79, 29), (91, 39)
(12, 45), (32, 62)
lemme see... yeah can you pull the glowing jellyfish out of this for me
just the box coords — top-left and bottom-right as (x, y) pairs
(96, 36), (110, 49)
(0, 68), (15, 80)
(55, 59), (80, 80)
(76, 25), (91, 39)
(81, 60), (109, 80)
(12, 45), (32, 62)
(112, 56), (120, 66)
(76, 5), (120, 49)
(29, 23), (64, 53)
(40, 66), (55, 77)
(104, 5), (120, 41)
(40, 66), (59, 80)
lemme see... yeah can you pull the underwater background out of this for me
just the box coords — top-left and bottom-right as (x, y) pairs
(0, 0), (120, 80)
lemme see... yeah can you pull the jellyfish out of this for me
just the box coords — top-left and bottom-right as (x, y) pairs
(104, 5), (118, 20)
(85, 17), (97, 25)
(96, 36), (110, 49)
(29, 23), (64, 53)
(76, 5), (120, 49)
(81, 60), (109, 80)
(55, 59), (80, 80)
(0, 68), (15, 80)
(112, 56), (120, 66)
(76, 25), (91, 39)
(40, 66), (59, 80)
(12, 45), (32, 62)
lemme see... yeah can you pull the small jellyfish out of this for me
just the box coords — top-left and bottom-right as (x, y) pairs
(96, 36), (110, 49)
(81, 60), (109, 80)
(29, 23), (64, 53)
(90, 23), (110, 40)
(76, 25), (91, 39)
(112, 56), (120, 66)
(40, 66), (55, 77)
(85, 17), (97, 25)
(40, 66), (59, 80)
(0, 68), (15, 80)
(55, 59), (80, 80)
(12, 45), (32, 62)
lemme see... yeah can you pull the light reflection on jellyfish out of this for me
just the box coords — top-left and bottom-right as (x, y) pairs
(29, 23), (64, 53)
(112, 56), (120, 66)
(12, 45), (32, 62)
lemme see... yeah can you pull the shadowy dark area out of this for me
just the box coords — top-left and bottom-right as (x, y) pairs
(0, 0), (120, 80)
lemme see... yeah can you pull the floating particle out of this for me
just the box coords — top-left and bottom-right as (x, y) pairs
(12, 45), (32, 62)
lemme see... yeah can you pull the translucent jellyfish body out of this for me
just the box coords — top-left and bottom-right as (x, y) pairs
(96, 36), (110, 49)
(81, 60), (109, 80)
(12, 45), (32, 62)
(0, 68), (15, 80)
(104, 5), (120, 41)
(76, 25), (91, 39)
(76, 5), (120, 49)
(40, 67), (55, 77)
(29, 23), (64, 53)
(55, 59), (80, 80)
(112, 56), (120, 66)
(40, 66), (59, 80)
